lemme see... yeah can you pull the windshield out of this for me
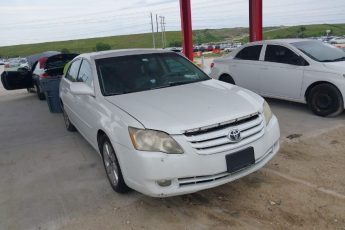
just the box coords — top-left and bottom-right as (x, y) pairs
(96, 52), (210, 96)
(292, 40), (345, 62)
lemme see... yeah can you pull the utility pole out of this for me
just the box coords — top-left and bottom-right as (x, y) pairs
(160, 16), (164, 48)
(150, 12), (156, 48)
(162, 16), (167, 48)
(156, 14), (159, 47)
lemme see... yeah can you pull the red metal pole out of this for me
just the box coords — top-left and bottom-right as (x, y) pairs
(180, 0), (193, 61)
(249, 0), (263, 42)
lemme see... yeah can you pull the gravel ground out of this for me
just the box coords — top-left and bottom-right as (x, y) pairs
(58, 127), (345, 230)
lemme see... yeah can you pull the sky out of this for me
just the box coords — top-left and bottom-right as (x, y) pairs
(0, 0), (345, 46)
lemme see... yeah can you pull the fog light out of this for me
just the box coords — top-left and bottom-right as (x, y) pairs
(157, 180), (172, 187)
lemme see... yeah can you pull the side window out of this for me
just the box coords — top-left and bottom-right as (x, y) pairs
(65, 59), (81, 82)
(77, 60), (93, 87)
(235, 45), (262, 61)
(265, 45), (301, 65)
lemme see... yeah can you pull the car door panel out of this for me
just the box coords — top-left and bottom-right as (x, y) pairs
(230, 60), (262, 93)
(70, 59), (96, 144)
(1, 70), (33, 90)
(259, 45), (305, 99)
(260, 63), (304, 99)
(229, 45), (263, 93)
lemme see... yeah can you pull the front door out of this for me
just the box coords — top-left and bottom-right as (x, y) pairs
(259, 44), (305, 99)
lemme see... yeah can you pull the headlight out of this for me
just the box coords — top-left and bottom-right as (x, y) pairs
(128, 127), (184, 154)
(263, 100), (273, 125)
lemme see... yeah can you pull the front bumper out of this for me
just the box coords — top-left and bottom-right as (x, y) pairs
(116, 115), (280, 197)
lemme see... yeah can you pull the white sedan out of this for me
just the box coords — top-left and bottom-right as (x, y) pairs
(57, 49), (280, 197)
(210, 39), (345, 117)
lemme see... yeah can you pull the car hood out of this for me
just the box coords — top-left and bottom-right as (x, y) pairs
(106, 79), (264, 134)
(323, 61), (345, 73)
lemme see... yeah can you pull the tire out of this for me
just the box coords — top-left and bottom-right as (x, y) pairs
(307, 83), (344, 117)
(35, 83), (45, 100)
(62, 105), (77, 132)
(100, 135), (129, 193)
(27, 88), (35, 93)
(219, 74), (235, 85)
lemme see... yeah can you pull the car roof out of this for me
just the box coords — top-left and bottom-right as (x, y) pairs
(78, 49), (173, 60)
(246, 38), (314, 46)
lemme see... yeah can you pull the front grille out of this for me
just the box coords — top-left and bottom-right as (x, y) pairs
(179, 172), (230, 187)
(184, 113), (264, 155)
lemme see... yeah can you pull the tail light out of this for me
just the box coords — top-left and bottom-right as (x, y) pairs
(40, 72), (49, 78)
(210, 63), (215, 68)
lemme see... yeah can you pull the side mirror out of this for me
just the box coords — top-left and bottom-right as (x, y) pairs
(70, 82), (95, 96)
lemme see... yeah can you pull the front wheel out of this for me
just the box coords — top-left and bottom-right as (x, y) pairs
(100, 135), (129, 193)
(307, 83), (344, 117)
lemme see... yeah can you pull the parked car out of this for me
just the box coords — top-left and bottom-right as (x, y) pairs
(210, 39), (345, 117)
(31, 53), (78, 99)
(329, 37), (345, 44)
(1, 52), (78, 100)
(207, 45), (214, 52)
(57, 49), (279, 197)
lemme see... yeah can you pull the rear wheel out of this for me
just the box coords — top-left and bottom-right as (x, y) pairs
(35, 83), (45, 100)
(219, 74), (235, 85)
(100, 135), (129, 193)
(61, 104), (76, 132)
(307, 83), (344, 117)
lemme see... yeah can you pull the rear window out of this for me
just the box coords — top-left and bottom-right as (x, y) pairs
(235, 45), (262, 61)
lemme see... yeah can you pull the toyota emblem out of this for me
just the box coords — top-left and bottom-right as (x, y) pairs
(228, 129), (242, 143)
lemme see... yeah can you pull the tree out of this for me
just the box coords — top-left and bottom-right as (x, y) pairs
(297, 26), (307, 38)
(95, 42), (111, 51)
(61, 48), (70, 54)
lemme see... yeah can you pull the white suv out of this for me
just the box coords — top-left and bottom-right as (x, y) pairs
(59, 49), (280, 197)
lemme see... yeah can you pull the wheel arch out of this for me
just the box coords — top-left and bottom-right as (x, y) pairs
(305, 81), (343, 101)
(218, 73), (235, 84)
(97, 129), (108, 153)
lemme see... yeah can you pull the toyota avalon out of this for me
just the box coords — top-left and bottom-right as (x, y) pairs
(57, 49), (280, 197)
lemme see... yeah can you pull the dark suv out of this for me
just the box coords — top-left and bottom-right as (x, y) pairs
(1, 52), (78, 100)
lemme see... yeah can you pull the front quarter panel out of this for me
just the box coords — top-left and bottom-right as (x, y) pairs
(302, 68), (345, 104)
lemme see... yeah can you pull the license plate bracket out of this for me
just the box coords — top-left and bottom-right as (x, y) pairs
(226, 147), (255, 173)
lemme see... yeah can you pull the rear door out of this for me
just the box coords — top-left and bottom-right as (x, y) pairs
(229, 45), (263, 93)
(1, 69), (33, 90)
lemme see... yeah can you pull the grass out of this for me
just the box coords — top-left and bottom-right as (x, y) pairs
(1, 23), (344, 57)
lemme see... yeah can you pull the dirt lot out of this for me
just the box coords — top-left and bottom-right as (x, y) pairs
(58, 128), (345, 230)
(0, 65), (344, 230)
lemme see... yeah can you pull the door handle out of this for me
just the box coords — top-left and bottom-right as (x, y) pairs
(260, 67), (269, 70)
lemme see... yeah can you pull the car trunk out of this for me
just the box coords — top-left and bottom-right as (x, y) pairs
(44, 53), (78, 77)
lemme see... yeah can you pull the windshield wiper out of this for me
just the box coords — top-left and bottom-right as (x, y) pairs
(168, 81), (195, 86)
